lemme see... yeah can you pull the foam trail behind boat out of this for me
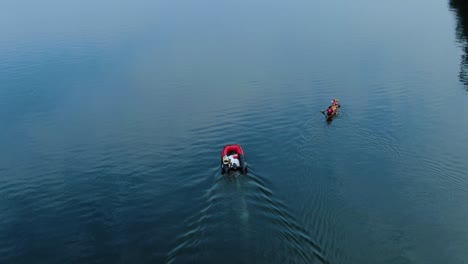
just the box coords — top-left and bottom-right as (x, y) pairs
(236, 176), (250, 223)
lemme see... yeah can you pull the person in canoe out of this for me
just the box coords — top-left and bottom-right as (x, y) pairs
(323, 98), (340, 120)
(331, 98), (340, 109)
(330, 99), (340, 113)
(326, 105), (334, 116)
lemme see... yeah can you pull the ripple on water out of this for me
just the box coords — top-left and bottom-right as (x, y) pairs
(166, 169), (328, 264)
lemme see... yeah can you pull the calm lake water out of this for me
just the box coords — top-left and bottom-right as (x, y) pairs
(1, 0), (468, 263)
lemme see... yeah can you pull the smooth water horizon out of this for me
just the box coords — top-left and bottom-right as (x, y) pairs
(1, 0), (468, 263)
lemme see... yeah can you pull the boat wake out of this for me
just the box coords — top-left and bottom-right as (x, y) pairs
(166, 169), (328, 264)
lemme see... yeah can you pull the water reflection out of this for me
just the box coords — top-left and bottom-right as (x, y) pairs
(450, 0), (468, 89)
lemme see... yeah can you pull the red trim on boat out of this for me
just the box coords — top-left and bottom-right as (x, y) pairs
(221, 144), (244, 157)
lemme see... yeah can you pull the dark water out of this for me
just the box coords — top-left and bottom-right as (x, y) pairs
(1, 0), (468, 263)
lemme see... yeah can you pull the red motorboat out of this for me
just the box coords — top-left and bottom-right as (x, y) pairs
(220, 144), (248, 175)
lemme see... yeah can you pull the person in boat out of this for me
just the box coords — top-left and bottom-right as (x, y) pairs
(328, 99), (339, 113)
(331, 99), (340, 108)
(326, 105), (334, 116)
(223, 155), (231, 167)
(228, 154), (240, 168)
